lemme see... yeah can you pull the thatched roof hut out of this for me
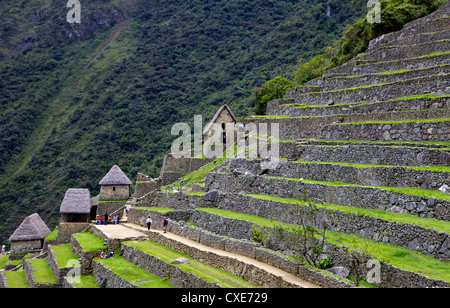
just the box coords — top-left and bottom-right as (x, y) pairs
(60, 188), (92, 214)
(99, 165), (132, 186)
(8, 213), (51, 242)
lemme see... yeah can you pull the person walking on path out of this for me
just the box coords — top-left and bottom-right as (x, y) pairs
(163, 217), (168, 233)
(146, 216), (152, 230)
(104, 212), (109, 225)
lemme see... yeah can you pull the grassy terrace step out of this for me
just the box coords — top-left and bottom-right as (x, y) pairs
(277, 143), (450, 167)
(303, 138), (450, 149)
(269, 176), (450, 203)
(286, 72), (450, 106)
(26, 258), (58, 286)
(228, 158), (449, 190)
(52, 243), (79, 268)
(197, 208), (450, 283)
(94, 255), (175, 288)
(123, 239), (257, 288)
(70, 274), (100, 288)
(306, 64), (450, 92)
(3, 270), (30, 288)
(323, 50), (450, 77)
(206, 171), (450, 220)
(254, 110), (450, 131)
(73, 230), (108, 252)
(353, 39), (450, 64)
(242, 193), (450, 235)
(270, 95), (450, 119)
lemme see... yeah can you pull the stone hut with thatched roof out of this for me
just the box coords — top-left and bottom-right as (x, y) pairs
(98, 165), (132, 218)
(60, 188), (92, 223)
(58, 188), (92, 243)
(8, 213), (51, 254)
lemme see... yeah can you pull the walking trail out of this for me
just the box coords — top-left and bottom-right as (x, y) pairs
(94, 223), (320, 288)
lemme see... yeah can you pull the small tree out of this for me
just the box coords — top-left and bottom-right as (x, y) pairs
(274, 197), (333, 269)
(250, 225), (270, 245)
(253, 76), (293, 115)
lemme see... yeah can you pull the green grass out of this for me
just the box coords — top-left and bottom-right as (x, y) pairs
(294, 158), (450, 173)
(244, 193), (450, 234)
(306, 138), (450, 147)
(44, 229), (59, 241)
(124, 240), (257, 288)
(72, 274), (100, 288)
(4, 270), (30, 288)
(277, 176), (450, 201)
(51, 243), (80, 268)
(198, 207), (450, 282)
(134, 207), (178, 213)
(73, 230), (108, 252)
(28, 258), (58, 285)
(95, 255), (175, 288)
(334, 117), (450, 126)
(0, 255), (8, 269)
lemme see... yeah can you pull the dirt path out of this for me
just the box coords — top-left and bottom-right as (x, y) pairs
(123, 223), (321, 289)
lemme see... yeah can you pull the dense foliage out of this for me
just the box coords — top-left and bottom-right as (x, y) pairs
(0, 0), (368, 244)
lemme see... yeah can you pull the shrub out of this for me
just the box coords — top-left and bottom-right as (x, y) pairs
(253, 76), (293, 115)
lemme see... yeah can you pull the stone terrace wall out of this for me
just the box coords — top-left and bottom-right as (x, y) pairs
(251, 114), (450, 142)
(286, 144), (450, 167)
(268, 96), (450, 118)
(121, 243), (223, 288)
(285, 74), (449, 105)
(227, 158), (450, 190)
(209, 193), (450, 261)
(131, 223), (350, 288)
(205, 172), (450, 221)
(189, 210), (450, 288)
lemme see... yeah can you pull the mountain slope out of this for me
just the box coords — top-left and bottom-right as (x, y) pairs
(0, 0), (367, 245)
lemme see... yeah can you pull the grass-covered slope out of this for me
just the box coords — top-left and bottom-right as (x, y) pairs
(0, 0), (368, 245)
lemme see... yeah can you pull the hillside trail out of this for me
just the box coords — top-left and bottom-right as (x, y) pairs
(117, 223), (321, 289)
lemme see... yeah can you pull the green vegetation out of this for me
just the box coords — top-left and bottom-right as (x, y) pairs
(73, 231), (108, 252)
(95, 255), (175, 288)
(199, 207), (450, 282)
(295, 158), (450, 173)
(45, 230), (59, 242)
(4, 270), (30, 288)
(72, 274), (100, 289)
(0, 0), (370, 245)
(124, 240), (257, 288)
(51, 243), (80, 268)
(270, 176), (450, 201)
(0, 255), (8, 269)
(27, 258), (58, 285)
(245, 193), (450, 234)
(134, 207), (178, 213)
(254, 77), (294, 115)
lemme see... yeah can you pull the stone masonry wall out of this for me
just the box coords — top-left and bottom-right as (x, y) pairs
(206, 172), (450, 221)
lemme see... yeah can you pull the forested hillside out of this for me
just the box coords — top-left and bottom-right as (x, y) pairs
(0, 0), (368, 245)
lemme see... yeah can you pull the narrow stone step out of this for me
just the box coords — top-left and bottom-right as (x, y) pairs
(285, 73), (450, 106)
(306, 64), (450, 92)
(268, 95), (450, 118)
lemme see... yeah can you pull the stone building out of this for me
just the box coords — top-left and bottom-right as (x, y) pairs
(203, 104), (238, 145)
(60, 188), (92, 223)
(97, 165), (132, 218)
(99, 165), (132, 201)
(58, 188), (92, 243)
(8, 213), (51, 254)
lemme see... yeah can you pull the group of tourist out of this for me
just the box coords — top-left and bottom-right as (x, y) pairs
(98, 251), (115, 259)
(95, 212), (121, 225)
(146, 216), (168, 233)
